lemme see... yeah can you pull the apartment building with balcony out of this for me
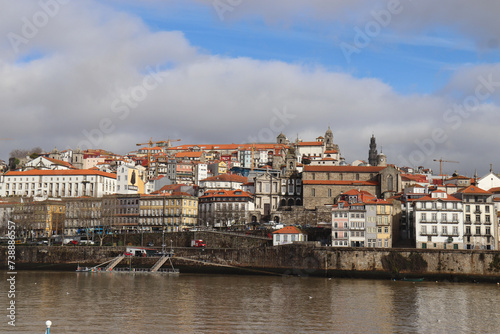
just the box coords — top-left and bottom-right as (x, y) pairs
(64, 197), (102, 237)
(454, 185), (496, 250)
(139, 193), (198, 232)
(413, 190), (463, 250)
(199, 189), (254, 228)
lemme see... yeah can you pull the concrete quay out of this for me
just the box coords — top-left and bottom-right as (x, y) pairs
(2, 243), (500, 282)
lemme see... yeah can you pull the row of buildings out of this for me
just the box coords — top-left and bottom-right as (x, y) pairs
(1, 129), (500, 250)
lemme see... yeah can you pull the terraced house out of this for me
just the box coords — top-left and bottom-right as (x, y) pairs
(332, 189), (395, 248)
(139, 193), (198, 232)
(413, 190), (464, 250)
(454, 185), (496, 250)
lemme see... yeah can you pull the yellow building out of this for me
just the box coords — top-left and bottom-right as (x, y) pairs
(12, 199), (65, 238)
(374, 200), (393, 248)
(139, 193), (198, 232)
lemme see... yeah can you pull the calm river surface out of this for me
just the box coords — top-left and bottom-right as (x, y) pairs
(2, 271), (500, 333)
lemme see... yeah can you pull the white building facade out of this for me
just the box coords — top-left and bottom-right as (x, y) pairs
(0, 170), (116, 198)
(413, 190), (464, 250)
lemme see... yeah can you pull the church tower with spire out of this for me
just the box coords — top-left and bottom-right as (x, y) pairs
(368, 135), (378, 166)
(324, 126), (339, 152)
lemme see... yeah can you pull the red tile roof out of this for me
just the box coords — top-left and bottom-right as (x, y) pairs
(414, 194), (460, 202)
(273, 226), (304, 234)
(446, 175), (472, 181)
(298, 141), (323, 146)
(303, 180), (379, 186)
(5, 169), (116, 178)
(200, 189), (253, 199)
(44, 157), (75, 169)
(304, 166), (386, 173)
(175, 152), (204, 158)
(401, 174), (428, 182)
(167, 143), (288, 152)
(201, 173), (247, 183)
(456, 185), (492, 195)
(488, 187), (500, 193)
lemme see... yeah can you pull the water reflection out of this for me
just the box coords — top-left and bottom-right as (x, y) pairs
(3, 272), (500, 334)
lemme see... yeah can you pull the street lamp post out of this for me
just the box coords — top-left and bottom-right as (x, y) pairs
(45, 320), (52, 334)
(162, 227), (166, 254)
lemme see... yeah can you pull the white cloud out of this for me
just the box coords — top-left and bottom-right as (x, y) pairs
(1, 0), (500, 176)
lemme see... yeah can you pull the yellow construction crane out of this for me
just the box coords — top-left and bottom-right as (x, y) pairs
(136, 138), (167, 173)
(433, 158), (459, 176)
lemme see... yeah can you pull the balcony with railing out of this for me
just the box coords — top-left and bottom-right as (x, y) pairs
(441, 231), (460, 237)
(419, 219), (438, 224)
(420, 231), (438, 236)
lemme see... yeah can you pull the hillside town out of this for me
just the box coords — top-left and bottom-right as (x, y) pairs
(1, 128), (499, 251)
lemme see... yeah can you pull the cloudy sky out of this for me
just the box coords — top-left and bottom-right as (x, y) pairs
(2, 0), (500, 176)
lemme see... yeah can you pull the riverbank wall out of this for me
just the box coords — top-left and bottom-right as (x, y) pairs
(3, 244), (500, 282)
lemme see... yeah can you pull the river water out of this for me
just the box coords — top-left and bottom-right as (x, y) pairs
(2, 271), (500, 333)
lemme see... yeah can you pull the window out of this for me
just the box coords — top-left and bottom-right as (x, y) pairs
(486, 215), (491, 223)
(452, 213), (458, 222)
(475, 226), (481, 235)
(311, 188), (316, 197)
(432, 225), (437, 235)
(465, 226), (471, 235)
(421, 226), (427, 234)
(432, 213), (437, 221)
(466, 205), (470, 212)
(453, 226), (458, 235)
(441, 213), (447, 222)
(421, 213), (427, 221)
(465, 214), (471, 222)
(442, 226), (448, 235)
